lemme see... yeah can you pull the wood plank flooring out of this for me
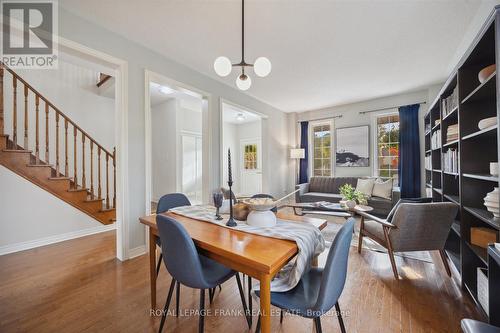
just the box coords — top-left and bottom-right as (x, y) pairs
(0, 227), (481, 333)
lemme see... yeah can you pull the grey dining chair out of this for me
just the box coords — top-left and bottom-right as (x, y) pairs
(155, 193), (191, 317)
(255, 218), (355, 333)
(461, 319), (500, 333)
(358, 202), (458, 279)
(156, 214), (251, 333)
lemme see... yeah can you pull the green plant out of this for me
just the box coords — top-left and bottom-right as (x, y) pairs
(339, 184), (368, 205)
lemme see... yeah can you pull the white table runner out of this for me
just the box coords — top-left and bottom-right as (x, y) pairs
(168, 205), (326, 292)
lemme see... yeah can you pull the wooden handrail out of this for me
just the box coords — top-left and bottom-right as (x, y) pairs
(0, 62), (113, 158)
(1, 62), (117, 209)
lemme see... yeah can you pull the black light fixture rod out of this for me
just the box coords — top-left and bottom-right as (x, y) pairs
(241, 0), (245, 64)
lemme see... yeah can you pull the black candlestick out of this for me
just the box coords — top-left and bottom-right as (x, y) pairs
(226, 149), (237, 227)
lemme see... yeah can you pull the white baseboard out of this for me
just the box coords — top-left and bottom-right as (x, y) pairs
(0, 224), (116, 256)
(128, 245), (147, 259)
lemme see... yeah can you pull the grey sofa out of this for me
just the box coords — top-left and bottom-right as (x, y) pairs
(295, 176), (400, 217)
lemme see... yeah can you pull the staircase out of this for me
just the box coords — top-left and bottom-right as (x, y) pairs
(0, 63), (116, 225)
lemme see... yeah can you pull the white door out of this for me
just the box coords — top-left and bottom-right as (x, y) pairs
(240, 138), (262, 196)
(181, 134), (203, 204)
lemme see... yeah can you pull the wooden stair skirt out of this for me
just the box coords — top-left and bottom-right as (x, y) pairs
(0, 63), (116, 225)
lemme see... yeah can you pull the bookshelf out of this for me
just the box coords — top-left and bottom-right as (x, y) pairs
(424, 6), (500, 322)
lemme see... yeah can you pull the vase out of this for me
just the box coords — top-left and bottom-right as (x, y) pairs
(484, 187), (500, 218)
(246, 210), (276, 227)
(346, 200), (356, 209)
(478, 64), (496, 83)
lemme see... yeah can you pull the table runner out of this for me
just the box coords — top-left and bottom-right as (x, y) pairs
(168, 205), (326, 292)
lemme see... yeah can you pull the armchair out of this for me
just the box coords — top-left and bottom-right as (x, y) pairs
(357, 202), (458, 279)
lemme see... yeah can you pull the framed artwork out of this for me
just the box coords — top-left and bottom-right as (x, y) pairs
(336, 125), (370, 167)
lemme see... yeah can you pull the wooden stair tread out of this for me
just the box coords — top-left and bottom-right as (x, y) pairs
(85, 198), (104, 203)
(100, 208), (116, 213)
(3, 149), (32, 153)
(49, 176), (72, 180)
(26, 163), (53, 168)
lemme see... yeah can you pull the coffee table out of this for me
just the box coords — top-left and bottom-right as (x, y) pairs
(284, 202), (373, 218)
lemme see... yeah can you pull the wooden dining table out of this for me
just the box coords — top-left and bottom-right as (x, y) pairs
(139, 210), (327, 333)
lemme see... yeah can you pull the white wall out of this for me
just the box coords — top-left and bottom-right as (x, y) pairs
(0, 166), (114, 255)
(56, 7), (290, 252)
(293, 89), (437, 195)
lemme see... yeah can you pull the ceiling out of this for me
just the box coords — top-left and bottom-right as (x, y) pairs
(223, 103), (261, 124)
(62, 0), (485, 112)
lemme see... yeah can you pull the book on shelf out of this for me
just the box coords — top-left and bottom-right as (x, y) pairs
(431, 130), (441, 149)
(425, 155), (432, 170)
(443, 148), (459, 174)
(442, 86), (458, 118)
(446, 124), (459, 143)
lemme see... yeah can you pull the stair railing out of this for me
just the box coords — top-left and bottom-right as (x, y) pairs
(0, 62), (116, 210)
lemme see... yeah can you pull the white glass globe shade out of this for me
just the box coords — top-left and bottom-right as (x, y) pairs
(253, 57), (272, 77)
(214, 56), (232, 77)
(236, 75), (252, 91)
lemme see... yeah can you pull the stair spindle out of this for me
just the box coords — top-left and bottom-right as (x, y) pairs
(35, 95), (40, 163)
(55, 113), (60, 176)
(64, 119), (68, 176)
(97, 147), (102, 199)
(12, 76), (17, 146)
(82, 134), (86, 190)
(0, 64), (4, 136)
(105, 153), (109, 209)
(73, 126), (77, 189)
(23, 85), (28, 149)
(90, 141), (94, 198)
(113, 147), (116, 208)
(45, 103), (49, 162)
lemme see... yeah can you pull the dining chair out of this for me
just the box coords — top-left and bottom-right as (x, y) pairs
(461, 319), (500, 333)
(156, 214), (251, 333)
(254, 218), (355, 333)
(155, 193), (191, 317)
(358, 202), (458, 279)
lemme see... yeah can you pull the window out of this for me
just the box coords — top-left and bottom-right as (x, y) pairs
(376, 114), (399, 185)
(243, 144), (257, 170)
(312, 123), (332, 176)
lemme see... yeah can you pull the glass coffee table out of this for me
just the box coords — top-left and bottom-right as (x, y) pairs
(284, 202), (373, 218)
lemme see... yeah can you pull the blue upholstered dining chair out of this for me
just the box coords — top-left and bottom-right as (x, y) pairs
(156, 214), (251, 333)
(255, 218), (355, 333)
(155, 193), (191, 317)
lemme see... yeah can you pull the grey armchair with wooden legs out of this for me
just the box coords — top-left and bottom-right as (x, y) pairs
(357, 202), (458, 279)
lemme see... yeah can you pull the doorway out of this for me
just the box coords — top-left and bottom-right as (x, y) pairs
(221, 101), (263, 196)
(145, 72), (209, 212)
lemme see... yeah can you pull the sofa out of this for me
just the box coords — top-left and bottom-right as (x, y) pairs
(295, 176), (400, 217)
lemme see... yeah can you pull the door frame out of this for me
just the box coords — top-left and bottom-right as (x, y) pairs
(179, 131), (203, 204)
(144, 70), (212, 217)
(56, 37), (129, 261)
(219, 98), (268, 193)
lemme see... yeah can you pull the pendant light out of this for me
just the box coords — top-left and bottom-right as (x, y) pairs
(213, 0), (271, 90)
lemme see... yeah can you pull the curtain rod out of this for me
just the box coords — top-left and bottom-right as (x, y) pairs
(296, 114), (343, 123)
(358, 101), (427, 115)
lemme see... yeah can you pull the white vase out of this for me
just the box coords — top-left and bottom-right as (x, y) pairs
(484, 188), (499, 217)
(346, 200), (356, 209)
(246, 210), (277, 227)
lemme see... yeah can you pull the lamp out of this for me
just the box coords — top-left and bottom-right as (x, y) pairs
(290, 148), (305, 185)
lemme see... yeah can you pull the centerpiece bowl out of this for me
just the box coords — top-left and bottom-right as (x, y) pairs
(241, 198), (277, 227)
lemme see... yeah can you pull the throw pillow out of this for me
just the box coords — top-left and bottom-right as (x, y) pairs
(372, 178), (393, 199)
(356, 178), (375, 198)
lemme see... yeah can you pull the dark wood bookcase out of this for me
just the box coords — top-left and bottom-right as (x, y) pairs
(424, 6), (500, 322)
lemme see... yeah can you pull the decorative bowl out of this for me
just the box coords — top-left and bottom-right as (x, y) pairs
(478, 64), (496, 83)
(246, 210), (277, 227)
(242, 198), (277, 211)
(478, 116), (497, 130)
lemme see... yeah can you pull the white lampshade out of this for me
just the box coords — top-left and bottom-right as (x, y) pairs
(254, 57), (272, 77)
(290, 148), (305, 159)
(214, 56), (232, 77)
(236, 74), (252, 90)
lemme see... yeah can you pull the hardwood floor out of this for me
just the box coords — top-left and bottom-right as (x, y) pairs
(0, 228), (481, 333)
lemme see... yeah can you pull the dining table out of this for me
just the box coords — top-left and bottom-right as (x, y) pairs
(139, 210), (327, 333)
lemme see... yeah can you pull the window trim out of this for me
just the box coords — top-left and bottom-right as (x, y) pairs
(372, 111), (399, 183)
(308, 119), (334, 178)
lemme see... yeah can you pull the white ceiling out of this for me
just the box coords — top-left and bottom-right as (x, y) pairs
(62, 0), (486, 112)
(223, 103), (261, 124)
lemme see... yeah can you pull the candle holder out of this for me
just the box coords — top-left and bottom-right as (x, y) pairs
(226, 149), (237, 227)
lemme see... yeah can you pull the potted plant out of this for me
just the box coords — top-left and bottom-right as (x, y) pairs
(339, 184), (368, 209)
